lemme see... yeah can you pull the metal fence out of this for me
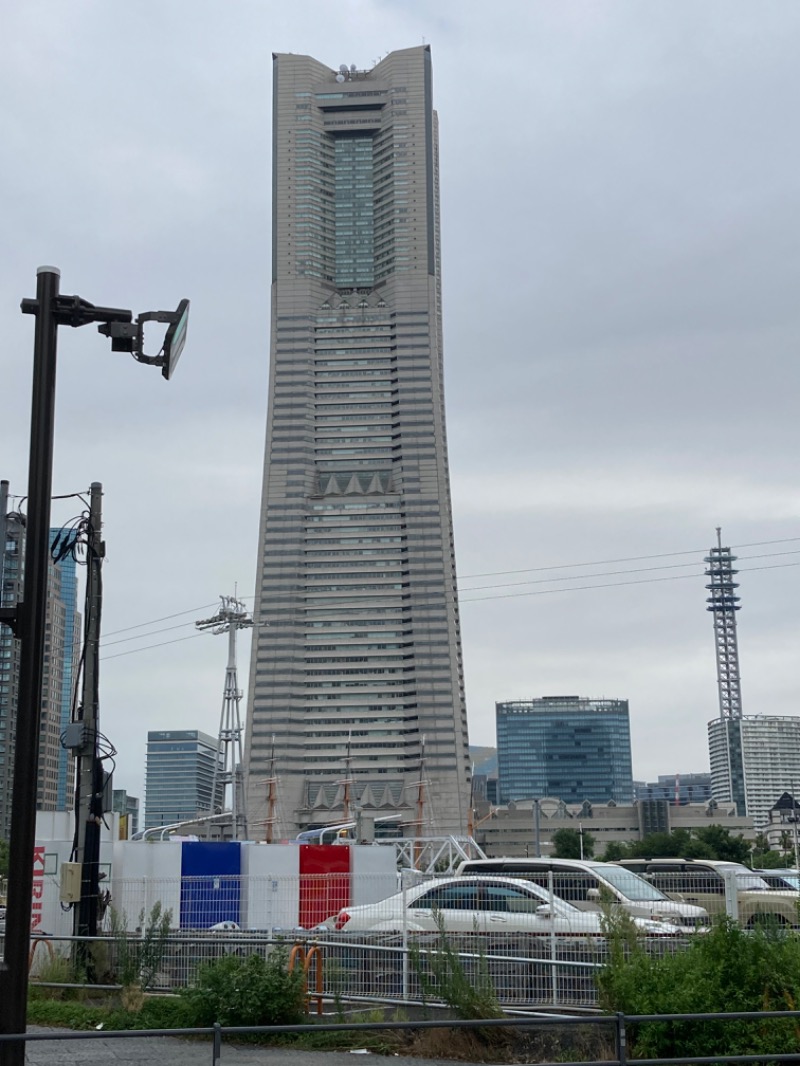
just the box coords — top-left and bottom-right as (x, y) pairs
(6, 866), (799, 1012)
(4, 1009), (800, 1066)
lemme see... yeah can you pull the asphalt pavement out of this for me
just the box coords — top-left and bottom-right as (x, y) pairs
(19, 1029), (457, 1066)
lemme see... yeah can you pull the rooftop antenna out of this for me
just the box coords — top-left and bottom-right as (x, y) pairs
(196, 595), (253, 840)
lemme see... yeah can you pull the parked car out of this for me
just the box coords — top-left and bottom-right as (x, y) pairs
(455, 858), (708, 931)
(326, 875), (684, 936)
(753, 869), (800, 892)
(615, 859), (800, 927)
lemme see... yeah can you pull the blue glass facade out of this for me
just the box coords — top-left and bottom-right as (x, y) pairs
(496, 697), (634, 805)
(145, 730), (224, 830)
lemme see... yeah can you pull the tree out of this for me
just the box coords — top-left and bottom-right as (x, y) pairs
(756, 849), (789, 870)
(600, 841), (629, 862)
(551, 827), (595, 859)
(625, 830), (709, 859)
(0, 837), (8, 880)
(691, 825), (751, 864)
(624, 826), (751, 863)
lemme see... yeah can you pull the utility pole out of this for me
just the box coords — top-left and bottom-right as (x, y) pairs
(73, 483), (105, 948)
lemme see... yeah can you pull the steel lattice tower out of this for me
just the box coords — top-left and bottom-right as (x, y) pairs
(705, 528), (743, 719)
(196, 596), (253, 840)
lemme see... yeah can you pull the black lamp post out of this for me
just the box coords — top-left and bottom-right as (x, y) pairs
(0, 267), (188, 1066)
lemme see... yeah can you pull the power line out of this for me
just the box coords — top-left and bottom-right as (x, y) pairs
(101, 631), (208, 661)
(460, 549), (800, 593)
(461, 559), (800, 602)
(101, 602), (219, 638)
(99, 558), (800, 662)
(460, 536), (800, 581)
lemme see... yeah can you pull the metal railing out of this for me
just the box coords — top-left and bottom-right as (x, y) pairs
(3, 1009), (800, 1066)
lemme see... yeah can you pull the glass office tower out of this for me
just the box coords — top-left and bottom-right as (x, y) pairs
(244, 46), (470, 838)
(497, 697), (634, 806)
(144, 730), (223, 831)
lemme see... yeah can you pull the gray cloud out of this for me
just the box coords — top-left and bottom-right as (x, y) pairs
(2, 0), (798, 807)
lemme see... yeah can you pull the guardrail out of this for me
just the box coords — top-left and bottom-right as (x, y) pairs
(3, 1009), (800, 1066)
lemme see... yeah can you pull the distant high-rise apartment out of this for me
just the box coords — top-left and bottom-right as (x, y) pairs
(144, 730), (223, 831)
(709, 715), (800, 829)
(244, 47), (470, 838)
(496, 697), (634, 806)
(0, 482), (80, 838)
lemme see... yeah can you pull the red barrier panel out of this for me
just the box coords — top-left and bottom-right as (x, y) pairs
(298, 845), (351, 929)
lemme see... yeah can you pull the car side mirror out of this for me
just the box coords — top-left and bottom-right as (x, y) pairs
(535, 904), (553, 917)
(586, 888), (602, 901)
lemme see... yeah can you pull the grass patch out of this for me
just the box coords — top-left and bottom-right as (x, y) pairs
(28, 996), (190, 1031)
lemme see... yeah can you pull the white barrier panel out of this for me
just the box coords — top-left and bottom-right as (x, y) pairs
(111, 840), (182, 929)
(351, 845), (399, 906)
(241, 845), (299, 931)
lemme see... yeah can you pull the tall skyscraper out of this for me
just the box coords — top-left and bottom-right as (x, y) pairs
(245, 47), (470, 838)
(144, 730), (223, 831)
(1, 482), (80, 838)
(496, 696), (634, 806)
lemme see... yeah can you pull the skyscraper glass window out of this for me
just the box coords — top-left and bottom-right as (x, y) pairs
(496, 697), (634, 806)
(244, 47), (470, 837)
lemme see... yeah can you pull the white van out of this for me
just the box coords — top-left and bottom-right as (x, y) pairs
(456, 858), (709, 931)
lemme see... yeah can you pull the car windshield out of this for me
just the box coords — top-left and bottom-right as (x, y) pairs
(587, 864), (667, 901)
(776, 874), (800, 890)
(716, 863), (771, 891)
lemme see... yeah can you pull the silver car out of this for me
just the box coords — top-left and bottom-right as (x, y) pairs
(327, 875), (682, 936)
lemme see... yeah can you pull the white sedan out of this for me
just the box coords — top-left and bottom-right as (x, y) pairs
(328, 876), (682, 936)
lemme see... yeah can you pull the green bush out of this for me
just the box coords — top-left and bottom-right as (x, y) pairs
(180, 949), (307, 1028)
(597, 918), (800, 1058)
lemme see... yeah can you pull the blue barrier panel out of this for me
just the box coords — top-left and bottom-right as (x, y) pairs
(180, 842), (241, 928)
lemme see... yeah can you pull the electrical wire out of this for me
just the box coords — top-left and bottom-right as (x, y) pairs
(459, 535), (800, 581)
(98, 558), (800, 661)
(90, 541), (800, 652)
(101, 602), (220, 638)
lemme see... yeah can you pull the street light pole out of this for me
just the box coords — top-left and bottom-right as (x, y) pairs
(0, 267), (61, 1066)
(0, 268), (189, 1066)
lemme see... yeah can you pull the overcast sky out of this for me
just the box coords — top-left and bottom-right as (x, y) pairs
(2, 1), (799, 811)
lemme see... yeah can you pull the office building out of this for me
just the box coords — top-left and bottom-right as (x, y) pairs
(709, 715), (800, 829)
(1, 483), (80, 838)
(473, 797), (754, 858)
(496, 696), (634, 806)
(634, 773), (713, 805)
(112, 788), (141, 838)
(244, 46), (471, 837)
(144, 730), (224, 831)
